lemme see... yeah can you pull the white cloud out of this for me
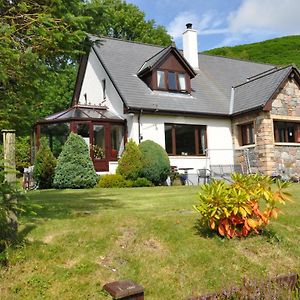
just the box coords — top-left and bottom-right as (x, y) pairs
(168, 0), (300, 49)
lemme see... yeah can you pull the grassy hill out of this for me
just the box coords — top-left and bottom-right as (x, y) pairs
(204, 35), (300, 68)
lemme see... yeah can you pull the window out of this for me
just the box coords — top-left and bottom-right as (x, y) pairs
(93, 125), (106, 159)
(164, 124), (207, 156)
(156, 70), (187, 92)
(274, 121), (300, 143)
(178, 73), (186, 90)
(111, 125), (124, 158)
(168, 72), (177, 90)
(240, 123), (254, 146)
(157, 70), (165, 89)
(102, 79), (106, 100)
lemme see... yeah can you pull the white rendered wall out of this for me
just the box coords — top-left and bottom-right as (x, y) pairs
(128, 114), (234, 172)
(78, 49), (124, 117)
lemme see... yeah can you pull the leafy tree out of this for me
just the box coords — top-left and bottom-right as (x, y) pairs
(139, 140), (170, 185)
(33, 137), (57, 189)
(0, 0), (172, 136)
(53, 133), (98, 189)
(116, 139), (143, 180)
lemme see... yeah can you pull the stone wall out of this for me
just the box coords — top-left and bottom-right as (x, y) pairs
(274, 145), (300, 176)
(271, 78), (300, 116)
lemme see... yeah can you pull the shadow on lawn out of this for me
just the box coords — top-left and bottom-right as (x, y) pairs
(24, 190), (124, 221)
(193, 219), (218, 239)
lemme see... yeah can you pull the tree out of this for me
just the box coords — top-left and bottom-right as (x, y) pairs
(53, 133), (98, 189)
(33, 137), (57, 189)
(0, 0), (172, 136)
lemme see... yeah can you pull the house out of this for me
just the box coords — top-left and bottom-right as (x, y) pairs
(35, 24), (300, 177)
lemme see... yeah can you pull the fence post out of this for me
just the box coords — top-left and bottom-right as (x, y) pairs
(2, 129), (16, 183)
(103, 280), (144, 300)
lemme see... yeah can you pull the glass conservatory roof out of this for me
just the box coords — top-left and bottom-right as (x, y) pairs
(38, 105), (124, 123)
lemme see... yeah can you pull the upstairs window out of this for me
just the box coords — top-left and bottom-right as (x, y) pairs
(156, 70), (187, 92)
(240, 123), (254, 146)
(157, 70), (165, 89)
(274, 121), (300, 143)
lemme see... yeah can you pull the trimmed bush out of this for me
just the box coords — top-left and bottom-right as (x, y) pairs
(116, 139), (143, 180)
(132, 177), (152, 187)
(53, 133), (98, 189)
(33, 137), (57, 189)
(139, 140), (170, 185)
(98, 174), (133, 188)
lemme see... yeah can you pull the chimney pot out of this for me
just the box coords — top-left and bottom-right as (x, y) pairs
(186, 23), (193, 29)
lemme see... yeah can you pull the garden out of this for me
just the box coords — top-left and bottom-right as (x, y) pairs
(0, 133), (299, 299)
(0, 185), (299, 299)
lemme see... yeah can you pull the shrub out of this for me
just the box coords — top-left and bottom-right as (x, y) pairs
(132, 177), (152, 187)
(194, 173), (292, 238)
(139, 140), (170, 185)
(116, 139), (143, 180)
(53, 133), (98, 189)
(15, 136), (31, 174)
(98, 174), (132, 188)
(33, 137), (56, 189)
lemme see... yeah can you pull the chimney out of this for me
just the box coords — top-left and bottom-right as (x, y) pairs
(183, 23), (199, 71)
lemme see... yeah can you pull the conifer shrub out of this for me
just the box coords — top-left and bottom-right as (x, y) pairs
(139, 140), (170, 185)
(53, 133), (98, 189)
(116, 139), (143, 180)
(33, 137), (56, 189)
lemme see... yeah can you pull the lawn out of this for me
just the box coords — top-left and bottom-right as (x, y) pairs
(0, 185), (300, 299)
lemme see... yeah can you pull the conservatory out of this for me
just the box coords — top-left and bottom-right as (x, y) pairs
(34, 105), (125, 172)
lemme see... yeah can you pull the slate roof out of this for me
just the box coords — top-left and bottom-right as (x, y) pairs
(89, 35), (294, 116)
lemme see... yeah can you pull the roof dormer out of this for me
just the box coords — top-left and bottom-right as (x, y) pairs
(137, 46), (196, 94)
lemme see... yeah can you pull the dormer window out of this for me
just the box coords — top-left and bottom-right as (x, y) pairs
(156, 70), (187, 92)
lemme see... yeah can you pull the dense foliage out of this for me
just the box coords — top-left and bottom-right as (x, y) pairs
(116, 140), (143, 180)
(204, 35), (300, 68)
(33, 138), (56, 189)
(98, 174), (132, 188)
(139, 140), (170, 185)
(53, 133), (98, 189)
(194, 174), (292, 238)
(98, 174), (152, 188)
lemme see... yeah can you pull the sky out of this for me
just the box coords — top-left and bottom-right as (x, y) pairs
(126, 0), (300, 51)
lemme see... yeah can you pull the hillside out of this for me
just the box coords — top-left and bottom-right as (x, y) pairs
(204, 35), (300, 68)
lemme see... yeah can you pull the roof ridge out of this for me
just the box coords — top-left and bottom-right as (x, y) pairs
(88, 34), (167, 49)
(198, 52), (275, 67)
(233, 65), (293, 88)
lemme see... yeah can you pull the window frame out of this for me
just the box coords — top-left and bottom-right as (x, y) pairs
(240, 122), (255, 146)
(155, 69), (188, 92)
(164, 123), (207, 156)
(274, 121), (300, 143)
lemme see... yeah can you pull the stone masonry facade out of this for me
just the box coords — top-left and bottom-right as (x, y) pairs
(232, 77), (300, 176)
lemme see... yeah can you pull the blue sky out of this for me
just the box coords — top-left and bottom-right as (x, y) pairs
(126, 0), (300, 51)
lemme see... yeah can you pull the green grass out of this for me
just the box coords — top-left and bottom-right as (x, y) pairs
(204, 35), (300, 68)
(1, 185), (300, 299)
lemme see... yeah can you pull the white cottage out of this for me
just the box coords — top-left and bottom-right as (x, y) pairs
(36, 24), (300, 177)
